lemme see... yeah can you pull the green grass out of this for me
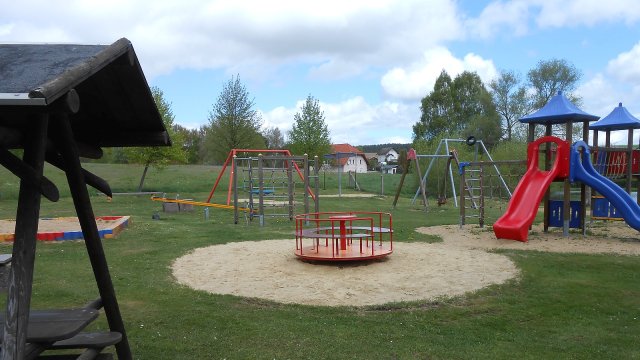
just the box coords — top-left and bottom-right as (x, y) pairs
(1, 164), (639, 359)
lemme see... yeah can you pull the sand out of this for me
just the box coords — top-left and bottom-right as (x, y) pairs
(172, 222), (640, 307)
(0, 218), (121, 234)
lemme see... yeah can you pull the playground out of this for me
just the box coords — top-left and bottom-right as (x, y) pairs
(1, 162), (639, 358)
(0, 47), (639, 358)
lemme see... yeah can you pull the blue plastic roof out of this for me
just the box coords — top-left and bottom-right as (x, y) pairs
(589, 103), (640, 131)
(520, 91), (599, 124)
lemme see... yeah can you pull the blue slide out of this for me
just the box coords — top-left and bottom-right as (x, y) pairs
(570, 141), (640, 231)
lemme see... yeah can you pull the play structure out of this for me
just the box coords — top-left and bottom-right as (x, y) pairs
(205, 149), (319, 224)
(294, 211), (393, 261)
(493, 92), (640, 241)
(410, 138), (511, 208)
(458, 158), (526, 228)
(151, 194), (255, 218)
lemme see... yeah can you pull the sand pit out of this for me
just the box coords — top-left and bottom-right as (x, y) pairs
(172, 222), (640, 307)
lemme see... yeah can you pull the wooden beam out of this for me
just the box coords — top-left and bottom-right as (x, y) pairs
(45, 149), (112, 198)
(2, 113), (49, 360)
(0, 147), (59, 202)
(49, 114), (132, 360)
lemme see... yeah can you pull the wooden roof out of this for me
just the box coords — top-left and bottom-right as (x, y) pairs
(0, 38), (170, 149)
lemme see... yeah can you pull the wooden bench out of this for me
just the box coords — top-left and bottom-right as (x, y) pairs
(0, 298), (122, 359)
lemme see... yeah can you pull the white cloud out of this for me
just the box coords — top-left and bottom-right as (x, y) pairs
(380, 47), (498, 100)
(577, 74), (616, 115)
(534, 0), (640, 28)
(465, 0), (530, 38)
(261, 96), (417, 145)
(606, 42), (640, 83)
(0, 0), (463, 79)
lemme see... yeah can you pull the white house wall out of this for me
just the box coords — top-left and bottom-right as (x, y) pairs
(342, 155), (368, 173)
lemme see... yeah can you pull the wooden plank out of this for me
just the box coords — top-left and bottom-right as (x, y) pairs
(50, 331), (121, 350)
(0, 309), (98, 343)
(2, 113), (48, 360)
(49, 114), (131, 360)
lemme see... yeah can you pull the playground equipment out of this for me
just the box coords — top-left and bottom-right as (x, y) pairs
(516, 91), (599, 237)
(495, 136), (640, 242)
(207, 149), (316, 204)
(151, 195), (255, 214)
(493, 136), (570, 241)
(458, 158), (526, 228)
(206, 149), (319, 224)
(411, 138), (511, 208)
(294, 212), (393, 261)
(589, 102), (640, 221)
(570, 141), (640, 230)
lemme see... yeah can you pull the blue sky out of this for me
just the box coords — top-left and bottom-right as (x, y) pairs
(3, 0), (640, 145)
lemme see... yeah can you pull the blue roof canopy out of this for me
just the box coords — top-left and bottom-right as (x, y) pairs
(520, 91), (599, 125)
(589, 103), (640, 131)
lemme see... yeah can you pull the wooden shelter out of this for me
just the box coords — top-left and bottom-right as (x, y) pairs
(0, 38), (170, 359)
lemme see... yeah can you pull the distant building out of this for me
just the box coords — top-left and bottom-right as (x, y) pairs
(328, 144), (369, 173)
(377, 147), (399, 174)
(377, 147), (399, 164)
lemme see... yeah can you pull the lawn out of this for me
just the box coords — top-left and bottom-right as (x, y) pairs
(0, 163), (639, 359)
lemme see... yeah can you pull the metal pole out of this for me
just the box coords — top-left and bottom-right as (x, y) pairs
(459, 163), (466, 228)
(314, 156), (320, 213)
(288, 159), (294, 220)
(258, 154), (264, 224)
(304, 154), (310, 214)
(412, 139), (444, 203)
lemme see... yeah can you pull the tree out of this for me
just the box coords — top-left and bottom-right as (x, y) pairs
(527, 58), (581, 109)
(125, 86), (187, 191)
(288, 95), (332, 157)
(262, 126), (285, 149)
(489, 70), (530, 141)
(204, 74), (265, 163)
(173, 124), (207, 164)
(413, 70), (502, 146)
(527, 59), (583, 140)
(413, 70), (454, 141)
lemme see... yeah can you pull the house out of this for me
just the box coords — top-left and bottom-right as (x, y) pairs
(377, 147), (399, 174)
(377, 147), (399, 164)
(328, 144), (369, 173)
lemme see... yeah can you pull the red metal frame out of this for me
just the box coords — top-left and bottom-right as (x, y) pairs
(206, 149), (316, 205)
(294, 211), (393, 262)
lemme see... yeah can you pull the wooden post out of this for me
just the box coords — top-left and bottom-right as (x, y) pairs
(626, 129), (633, 193)
(392, 152), (409, 209)
(528, 123), (536, 143)
(232, 156), (239, 224)
(581, 121), (589, 235)
(2, 113), (48, 360)
(543, 124), (552, 232)
(563, 122), (573, 236)
(414, 157), (428, 211)
(50, 114), (132, 360)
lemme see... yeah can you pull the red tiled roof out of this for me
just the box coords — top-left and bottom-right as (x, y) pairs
(330, 144), (368, 166)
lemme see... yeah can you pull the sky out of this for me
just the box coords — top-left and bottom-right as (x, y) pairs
(3, 0), (640, 146)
